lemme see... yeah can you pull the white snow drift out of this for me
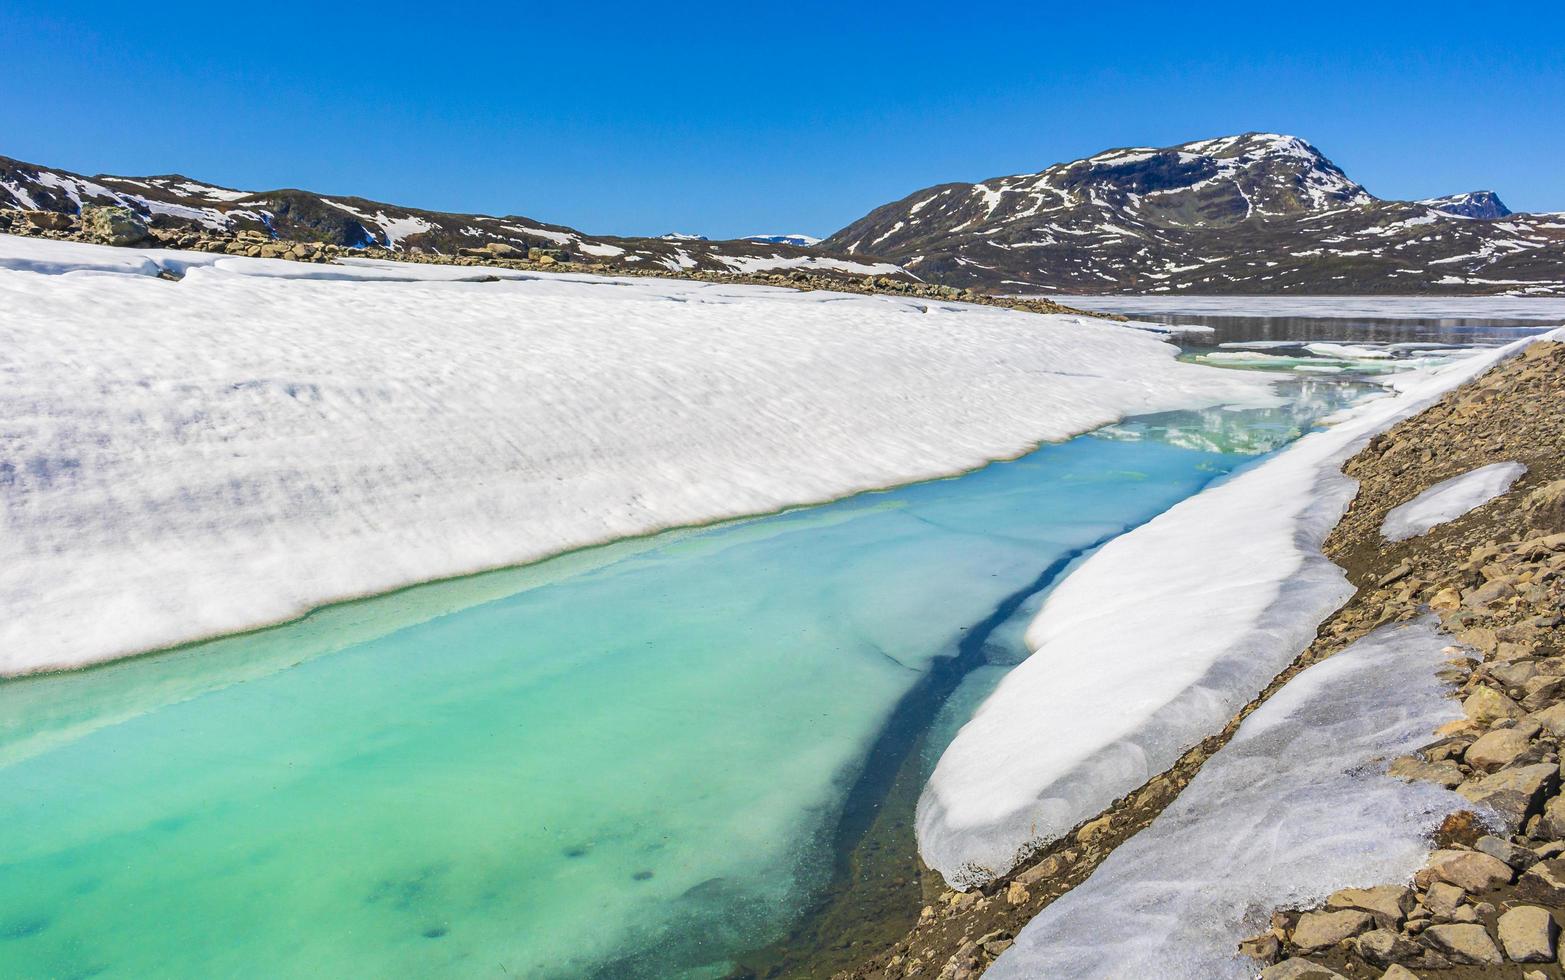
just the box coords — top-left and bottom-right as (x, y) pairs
(0, 235), (1274, 676)
(918, 327), (1564, 887)
(987, 619), (1467, 980)
(1382, 461), (1528, 542)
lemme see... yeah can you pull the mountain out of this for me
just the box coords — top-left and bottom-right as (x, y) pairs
(743, 233), (822, 247)
(822, 133), (1565, 295)
(1419, 190), (1512, 219)
(0, 155), (905, 281)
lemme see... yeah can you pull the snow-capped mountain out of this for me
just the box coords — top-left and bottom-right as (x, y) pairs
(1419, 190), (1512, 219)
(742, 233), (822, 247)
(0, 155), (898, 280)
(823, 133), (1564, 295)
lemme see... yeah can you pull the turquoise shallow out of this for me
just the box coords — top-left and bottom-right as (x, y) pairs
(0, 390), (1351, 979)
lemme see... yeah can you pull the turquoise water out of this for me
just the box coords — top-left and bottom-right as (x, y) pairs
(0, 388), (1358, 979)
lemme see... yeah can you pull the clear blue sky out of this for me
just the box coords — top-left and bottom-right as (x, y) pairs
(3, 1), (1561, 239)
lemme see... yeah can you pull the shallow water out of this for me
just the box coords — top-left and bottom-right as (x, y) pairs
(0, 376), (1369, 980)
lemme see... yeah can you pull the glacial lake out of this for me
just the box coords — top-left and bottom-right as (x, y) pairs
(0, 312), (1551, 979)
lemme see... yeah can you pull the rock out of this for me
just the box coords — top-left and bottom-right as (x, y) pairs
(1421, 849), (1515, 892)
(1497, 905), (1558, 962)
(1463, 685), (1524, 726)
(1468, 577), (1518, 608)
(1238, 932), (1281, 963)
(1379, 968), (1419, 980)
(1258, 959), (1347, 980)
(24, 209), (72, 231)
(80, 205), (151, 245)
(1433, 809), (1484, 848)
(1516, 857), (1565, 904)
(1004, 881), (1029, 905)
(1290, 909), (1374, 951)
(1475, 834), (1534, 870)
(1353, 927), (1420, 965)
(483, 242), (525, 258)
(1423, 880), (1465, 916)
(1325, 885), (1412, 927)
(1075, 814), (1111, 844)
(1529, 701), (1565, 735)
(1419, 922), (1504, 965)
(1430, 587), (1463, 613)
(1388, 755), (1464, 789)
(1522, 480), (1565, 531)
(1540, 795), (1565, 839)
(1460, 626), (1500, 654)
(1377, 562), (1412, 587)
(1015, 854), (1064, 886)
(1455, 763), (1558, 828)
(1465, 726), (1533, 771)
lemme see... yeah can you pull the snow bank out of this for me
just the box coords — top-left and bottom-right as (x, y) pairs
(987, 619), (1466, 980)
(0, 235), (1274, 675)
(1382, 461), (1528, 541)
(918, 327), (1564, 886)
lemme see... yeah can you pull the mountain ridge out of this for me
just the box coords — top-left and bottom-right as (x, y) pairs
(0, 154), (904, 281)
(822, 133), (1564, 295)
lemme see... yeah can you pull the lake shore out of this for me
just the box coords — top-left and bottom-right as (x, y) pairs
(826, 338), (1565, 980)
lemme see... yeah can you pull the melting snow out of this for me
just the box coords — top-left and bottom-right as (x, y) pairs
(0, 234), (1275, 675)
(1382, 461), (1528, 542)
(988, 618), (1467, 980)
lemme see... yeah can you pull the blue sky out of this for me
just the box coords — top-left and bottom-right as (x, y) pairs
(2, 1), (1562, 238)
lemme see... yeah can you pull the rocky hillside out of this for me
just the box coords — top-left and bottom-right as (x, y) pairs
(0, 154), (904, 281)
(822, 133), (1565, 296)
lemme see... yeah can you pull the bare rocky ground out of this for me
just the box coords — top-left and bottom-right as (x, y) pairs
(833, 341), (1565, 980)
(0, 205), (1102, 319)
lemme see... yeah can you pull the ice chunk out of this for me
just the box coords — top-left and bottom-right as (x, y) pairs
(987, 619), (1465, 980)
(1381, 462), (1527, 541)
(917, 329), (1562, 887)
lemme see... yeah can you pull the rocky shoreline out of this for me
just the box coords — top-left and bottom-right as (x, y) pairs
(0, 205), (1108, 320)
(830, 340), (1564, 980)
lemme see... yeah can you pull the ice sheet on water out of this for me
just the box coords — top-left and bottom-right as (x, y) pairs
(0, 234), (1278, 674)
(918, 329), (1564, 887)
(987, 619), (1466, 980)
(1382, 461), (1528, 542)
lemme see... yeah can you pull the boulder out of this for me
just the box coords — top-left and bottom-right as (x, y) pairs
(1419, 922), (1504, 965)
(1539, 795), (1565, 839)
(1516, 858), (1565, 904)
(1291, 909), (1374, 951)
(1325, 884), (1412, 927)
(1455, 763), (1558, 828)
(1463, 685), (1523, 726)
(1497, 905), (1558, 962)
(1258, 959), (1347, 980)
(1475, 834), (1535, 870)
(1464, 726), (1532, 771)
(1387, 756), (1464, 789)
(80, 205), (151, 246)
(483, 242), (525, 258)
(1423, 880), (1464, 916)
(1379, 968), (1419, 980)
(1352, 927), (1420, 966)
(1421, 849), (1515, 892)
(1523, 480), (1565, 531)
(24, 209), (72, 231)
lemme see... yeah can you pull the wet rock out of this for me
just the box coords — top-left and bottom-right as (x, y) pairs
(1238, 931), (1281, 964)
(1497, 905), (1558, 962)
(1290, 909), (1374, 951)
(1475, 834), (1535, 870)
(1455, 763), (1558, 828)
(1421, 849), (1515, 892)
(1388, 756), (1464, 789)
(1419, 922), (1504, 965)
(1325, 885), (1412, 927)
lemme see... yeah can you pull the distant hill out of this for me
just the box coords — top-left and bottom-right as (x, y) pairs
(0, 155), (905, 281)
(822, 133), (1564, 295)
